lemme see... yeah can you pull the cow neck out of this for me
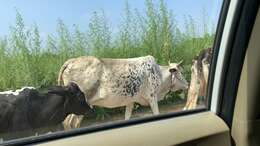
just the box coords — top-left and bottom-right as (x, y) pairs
(47, 94), (68, 125)
(158, 66), (171, 100)
(62, 96), (70, 116)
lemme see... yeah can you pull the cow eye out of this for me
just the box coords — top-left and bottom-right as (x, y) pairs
(169, 68), (177, 73)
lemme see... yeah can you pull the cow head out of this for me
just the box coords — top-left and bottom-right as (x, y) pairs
(64, 82), (93, 115)
(168, 60), (189, 91)
(48, 83), (92, 116)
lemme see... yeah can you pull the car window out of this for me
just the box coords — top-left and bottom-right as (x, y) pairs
(0, 0), (223, 143)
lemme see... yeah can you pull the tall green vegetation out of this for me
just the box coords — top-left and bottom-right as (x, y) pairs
(88, 10), (112, 56)
(0, 0), (215, 91)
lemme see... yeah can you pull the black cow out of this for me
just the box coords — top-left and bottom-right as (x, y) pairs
(0, 82), (92, 139)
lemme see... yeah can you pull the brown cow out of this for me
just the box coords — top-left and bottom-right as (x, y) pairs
(184, 48), (212, 110)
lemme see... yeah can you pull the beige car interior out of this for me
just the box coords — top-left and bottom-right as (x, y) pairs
(38, 112), (230, 146)
(231, 8), (260, 146)
(37, 7), (259, 146)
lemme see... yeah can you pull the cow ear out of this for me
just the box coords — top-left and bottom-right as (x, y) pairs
(177, 60), (183, 67)
(67, 82), (80, 94)
(192, 59), (195, 64)
(67, 82), (85, 98)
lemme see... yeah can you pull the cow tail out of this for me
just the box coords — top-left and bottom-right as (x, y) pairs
(58, 59), (72, 86)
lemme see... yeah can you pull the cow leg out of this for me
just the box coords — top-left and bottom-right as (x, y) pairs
(125, 103), (134, 120)
(148, 96), (159, 115)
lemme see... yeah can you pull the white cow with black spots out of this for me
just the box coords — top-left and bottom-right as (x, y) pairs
(58, 55), (188, 129)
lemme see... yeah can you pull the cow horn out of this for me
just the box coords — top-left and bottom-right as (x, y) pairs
(168, 60), (171, 66)
(177, 60), (183, 66)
